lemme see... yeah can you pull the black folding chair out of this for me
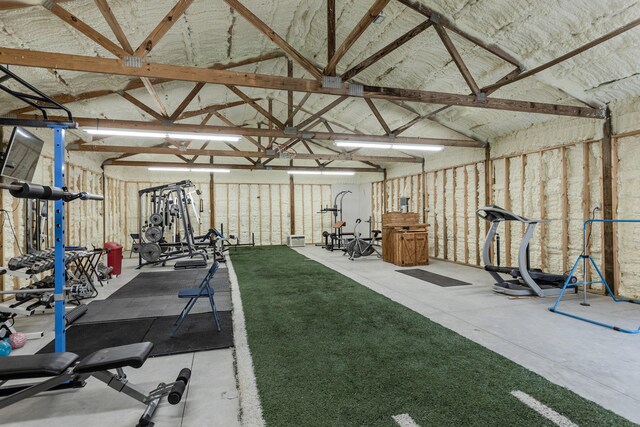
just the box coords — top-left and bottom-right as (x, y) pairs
(172, 260), (221, 337)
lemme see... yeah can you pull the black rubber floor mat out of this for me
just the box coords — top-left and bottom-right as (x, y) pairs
(37, 312), (233, 359)
(396, 269), (471, 287)
(145, 311), (234, 357)
(109, 268), (230, 299)
(36, 318), (154, 359)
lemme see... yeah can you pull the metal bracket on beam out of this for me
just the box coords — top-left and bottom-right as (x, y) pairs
(596, 107), (607, 119)
(265, 149), (276, 156)
(476, 92), (487, 103)
(322, 75), (343, 89)
(429, 12), (441, 24)
(124, 56), (142, 68)
(42, 0), (55, 10)
(284, 126), (297, 135)
(348, 84), (364, 97)
(301, 132), (313, 139)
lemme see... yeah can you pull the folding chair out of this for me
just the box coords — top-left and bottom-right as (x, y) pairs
(172, 260), (221, 337)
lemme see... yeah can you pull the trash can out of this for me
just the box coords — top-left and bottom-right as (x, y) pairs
(104, 242), (123, 276)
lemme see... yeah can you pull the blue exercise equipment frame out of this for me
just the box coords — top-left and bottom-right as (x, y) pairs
(52, 126), (67, 352)
(548, 219), (640, 334)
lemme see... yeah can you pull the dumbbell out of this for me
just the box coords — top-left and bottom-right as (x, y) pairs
(8, 249), (55, 270)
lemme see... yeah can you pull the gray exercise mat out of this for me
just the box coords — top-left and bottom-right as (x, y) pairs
(396, 269), (471, 287)
(76, 292), (232, 324)
(109, 267), (230, 299)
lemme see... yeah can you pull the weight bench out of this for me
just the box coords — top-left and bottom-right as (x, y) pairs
(0, 342), (191, 427)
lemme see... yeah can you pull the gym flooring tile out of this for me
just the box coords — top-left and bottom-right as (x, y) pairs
(232, 246), (634, 426)
(5, 258), (241, 426)
(300, 246), (640, 424)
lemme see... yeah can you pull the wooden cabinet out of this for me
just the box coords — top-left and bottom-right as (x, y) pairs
(382, 213), (429, 267)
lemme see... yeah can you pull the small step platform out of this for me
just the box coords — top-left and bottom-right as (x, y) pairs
(174, 259), (207, 270)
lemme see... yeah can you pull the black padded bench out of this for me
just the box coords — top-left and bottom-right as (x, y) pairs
(0, 342), (190, 427)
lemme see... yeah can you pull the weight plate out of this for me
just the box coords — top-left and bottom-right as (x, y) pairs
(131, 243), (141, 254)
(140, 243), (162, 262)
(149, 213), (163, 226)
(145, 226), (163, 243)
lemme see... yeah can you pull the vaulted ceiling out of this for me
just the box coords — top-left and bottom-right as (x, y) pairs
(0, 0), (638, 171)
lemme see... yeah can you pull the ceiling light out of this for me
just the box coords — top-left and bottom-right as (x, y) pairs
(335, 141), (392, 149)
(391, 144), (444, 152)
(373, 11), (386, 24)
(148, 167), (190, 172)
(287, 171), (322, 175)
(148, 167), (231, 173)
(321, 171), (355, 176)
(190, 168), (231, 173)
(335, 141), (444, 152)
(86, 128), (241, 142)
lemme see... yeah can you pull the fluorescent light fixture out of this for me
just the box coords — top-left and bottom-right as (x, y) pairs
(85, 128), (241, 142)
(335, 141), (444, 152)
(288, 171), (322, 175)
(190, 168), (231, 173)
(335, 141), (391, 149)
(148, 167), (231, 173)
(392, 144), (444, 152)
(321, 171), (355, 176)
(287, 170), (355, 176)
(148, 167), (190, 172)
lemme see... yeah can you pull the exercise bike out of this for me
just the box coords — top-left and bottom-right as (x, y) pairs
(476, 205), (576, 297)
(343, 219), (381, 261)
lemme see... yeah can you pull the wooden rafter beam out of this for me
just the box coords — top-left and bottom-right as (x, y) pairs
(300, 140), (323, 167)
(226, 85), (284, 129)
(306, 139), (382, 170)
(434, 24), (480, 95)
(0, 47), (602, 118)
(327, 0), (336, 63)
(106, 160), (383, 173)
(223, 0), (323, 80)
(44, 2), (128, 58)
(72, 144), (420, 163)
(119, 91), (166, 121)
(10, 52), (279, 116)
(286, 93), (311, 125)
(364, 98), (391, 134)
(95, 0), (134, 54)
(483, 16), (640, 93)
(140, 77), (169, 117)
(178, 99), (258, 121)
(287, 59), (294, 126)
(133, 0), (194, 57)
(54, 116), (476, 146)
(325, 0), (391, 75)
(296, 96), (348, 129)
(342, 20), (432, 81)
(170, 82), (205, 121)
(396, 0), (520, 66)
(212, 111), (265, 152)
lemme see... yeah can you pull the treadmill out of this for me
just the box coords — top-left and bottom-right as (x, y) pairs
(476, 205), (576, 297)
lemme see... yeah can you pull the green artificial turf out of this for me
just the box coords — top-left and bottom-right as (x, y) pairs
(232, 246), (633, 427)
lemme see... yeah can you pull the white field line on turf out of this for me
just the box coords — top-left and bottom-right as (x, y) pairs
(511, 390), (579, 427)
(228, 257), (266, 427)
(392, 413), (421, 427)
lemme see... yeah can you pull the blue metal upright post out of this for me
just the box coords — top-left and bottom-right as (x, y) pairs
(53, 127), (66, 352)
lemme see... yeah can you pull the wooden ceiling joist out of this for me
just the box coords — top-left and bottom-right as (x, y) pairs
(177, 99), (257, 121)
(325, 0), (391, 75)
(95, 0), (134, 54)
(133, 0), (194, 57)
(170, 82), (206, 121)
(71, 144), (420, 163)
(364, 98), (391, 135)
(119, 91), (166, 121)
(342, 20), (432, 81)
(105, 160), (384, 173)
(53, 116), (478, 146)
(0, 47), (602, 118)
(223, 0), (323, 80)
(434, 24), (480, 96)
(226, 85), (285, 129)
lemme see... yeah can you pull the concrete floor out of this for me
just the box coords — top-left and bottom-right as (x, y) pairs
(297, 246), (640, 424)
(1, 257), (241, 427)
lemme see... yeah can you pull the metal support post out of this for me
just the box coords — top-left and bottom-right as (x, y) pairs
(53, 126), (66, 352)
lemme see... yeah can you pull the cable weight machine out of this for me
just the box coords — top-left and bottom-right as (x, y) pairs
(319, 190), (351, 251)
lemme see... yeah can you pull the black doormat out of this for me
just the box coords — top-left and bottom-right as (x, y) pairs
(37, 312), (233, 359)
(109, 268), (230, 299)
(396, 269), (471, 287)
